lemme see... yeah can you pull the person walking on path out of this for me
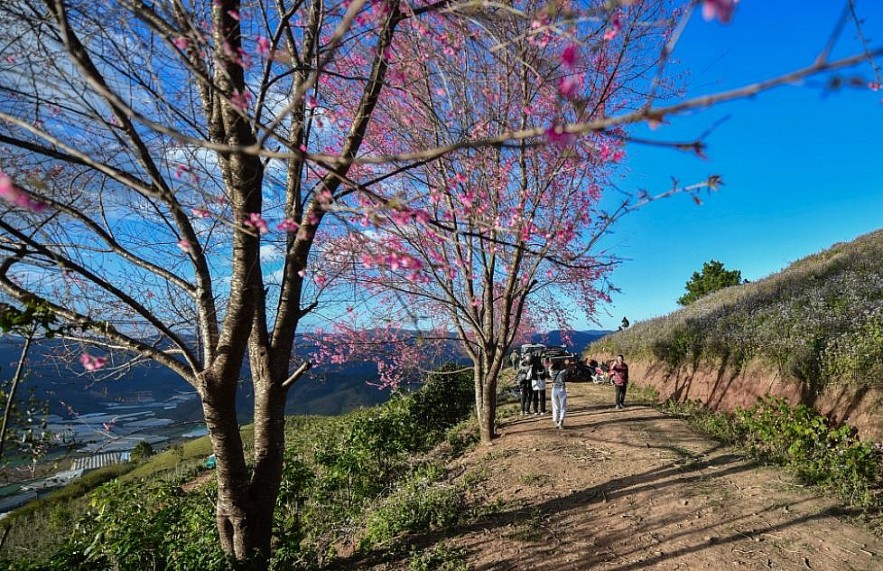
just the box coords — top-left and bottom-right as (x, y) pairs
(610, 354), (629, 409)
(549, 359), (568, 429)
(517, 356), (532, 415)
(529, 354), (547, 415)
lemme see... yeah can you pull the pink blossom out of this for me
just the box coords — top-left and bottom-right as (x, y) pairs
(230, 89), (252, 110)
(191, 207), (210, 218)
(256, 36), (271, 56)
(603, 14), (622, 40)
(412, 210), (430, 224)
(599, 143), (625, 163)
(0, 171), (46, 212)
(177, 239), (193, 253)
(391, 209), (413, 225)
(244, 212), (269, 234)
(175, 163), (191, 178)
(561, 44), (579, 70)
(544, 123), (576, 149)
(869, 81), (881, 92)
(558, 75), (580, 99)
(702, 0), (736, 24)
(276, 218), (300, 232)
(221, 42), (243, 66)
(80, 353), (107, 372)
(172, 37), (190, 51)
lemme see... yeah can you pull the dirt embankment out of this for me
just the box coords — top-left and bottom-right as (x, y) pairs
(627, 358), (883, 444)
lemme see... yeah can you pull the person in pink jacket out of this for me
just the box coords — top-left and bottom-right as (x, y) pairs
(610, 354), (629, 409)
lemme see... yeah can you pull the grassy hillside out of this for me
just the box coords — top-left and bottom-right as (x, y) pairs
(590, 228), (883, 394)
(0, 367), (477, 569)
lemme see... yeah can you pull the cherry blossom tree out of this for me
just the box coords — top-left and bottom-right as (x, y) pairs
(0, 0), (460, 563)
(0, 0), (879, 566)
(319, 0), (685, 442)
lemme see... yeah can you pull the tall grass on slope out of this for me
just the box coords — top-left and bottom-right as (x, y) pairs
(661, 397), (883, 511)
(592, 228), (883, 392)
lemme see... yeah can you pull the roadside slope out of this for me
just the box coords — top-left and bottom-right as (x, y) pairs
(588, 228), (883, 443)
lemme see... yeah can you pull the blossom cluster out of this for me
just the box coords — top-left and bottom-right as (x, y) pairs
(80, 353), (107, 372)
(0, 170), (47, 212)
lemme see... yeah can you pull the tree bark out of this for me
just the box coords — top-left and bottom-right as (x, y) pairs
(199, 336), (290, 568)
(200, 371), (257, 564)
(475, 350), (502, 444)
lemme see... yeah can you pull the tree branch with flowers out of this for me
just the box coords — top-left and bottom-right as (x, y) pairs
(0, 0), (879, 566)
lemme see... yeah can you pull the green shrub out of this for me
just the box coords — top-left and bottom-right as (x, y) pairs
(663, 396), (883, 509)
(359, 463), (463, 550)
(68, 479), (226, 571)
(408, 544), (470, 571)
(735, 397), (883, 506)
(2, 365), (477, 570)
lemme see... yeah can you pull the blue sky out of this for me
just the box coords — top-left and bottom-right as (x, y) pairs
(589, 0), (883, 331)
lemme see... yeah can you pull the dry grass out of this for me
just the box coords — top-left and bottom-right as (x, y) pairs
(591, 228), (883, 390)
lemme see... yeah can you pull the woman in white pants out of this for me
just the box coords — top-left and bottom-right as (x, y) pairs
(549, 359), (568, 429)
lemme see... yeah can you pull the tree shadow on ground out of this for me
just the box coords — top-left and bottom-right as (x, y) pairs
(320, 439), (770, 570)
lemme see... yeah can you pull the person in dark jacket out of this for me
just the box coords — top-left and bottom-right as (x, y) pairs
(529, 353), (547, 414)
(517, 356), (532, 415)
(610, 354), (629, 409)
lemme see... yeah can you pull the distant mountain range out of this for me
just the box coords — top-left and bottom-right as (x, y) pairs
(0, 330), (609, 421)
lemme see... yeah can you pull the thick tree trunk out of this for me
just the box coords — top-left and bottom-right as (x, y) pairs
(200, 373), (269, 567)
(203, 401), (249, 557)
(200, 352), (288, 569)
(475, 354), (501, 444)
(479, 377), (497, 443)
(247, 347), (288, 562)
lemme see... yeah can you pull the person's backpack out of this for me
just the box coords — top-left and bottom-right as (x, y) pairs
(515, 368), (528, 388)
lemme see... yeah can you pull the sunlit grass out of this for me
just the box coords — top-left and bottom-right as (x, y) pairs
(590, 228), (883, 391)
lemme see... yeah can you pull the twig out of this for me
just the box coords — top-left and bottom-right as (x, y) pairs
(281, 361), (312, 389)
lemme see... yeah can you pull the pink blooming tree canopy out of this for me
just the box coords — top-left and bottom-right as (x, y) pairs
(319, 0), (683, 442)
(0, 0), (880, 565)
(0, 0), (480, 562)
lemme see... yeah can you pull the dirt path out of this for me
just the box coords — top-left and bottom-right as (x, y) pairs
(430, 382), (883, 570)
